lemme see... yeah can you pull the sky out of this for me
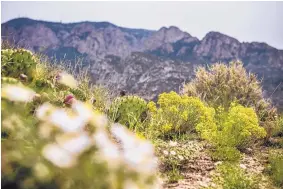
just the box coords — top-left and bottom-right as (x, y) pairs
(1, 1), (283, 49)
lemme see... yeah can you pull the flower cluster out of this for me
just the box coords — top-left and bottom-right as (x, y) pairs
(2, 84), (160, 189)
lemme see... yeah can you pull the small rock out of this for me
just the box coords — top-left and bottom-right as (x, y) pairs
(199, 182), (208, 188)
(214, 161), (222, 166)
(169, 141), (178, 147)
(120, 90), (126, 96)
(240, 164), (247, 169)
(19, 73), (28, 81)
(170, 151), (176, 156)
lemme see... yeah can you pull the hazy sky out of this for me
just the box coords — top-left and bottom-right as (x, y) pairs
(2, 1), (283, 49)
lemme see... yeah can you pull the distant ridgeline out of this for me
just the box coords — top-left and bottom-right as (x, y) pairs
(2, 17), (283, 110)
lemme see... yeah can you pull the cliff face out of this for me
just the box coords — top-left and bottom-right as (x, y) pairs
(2, 18), (283, 109)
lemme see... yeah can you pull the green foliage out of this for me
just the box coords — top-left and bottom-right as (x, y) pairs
(197, 103), (266, 161)
(266, 151), (283, 187)
(1, 48), (39, 79)
(272, 115), (283, 137)
(183, 61), (278, 139)
(211, 147), (242, 162)
(212, 163), (259, 189)
(147, 91), (214, 139)
(108, 95), (147, 129)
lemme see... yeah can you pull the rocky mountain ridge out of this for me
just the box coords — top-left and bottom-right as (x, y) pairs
(2, 18), (283, 109)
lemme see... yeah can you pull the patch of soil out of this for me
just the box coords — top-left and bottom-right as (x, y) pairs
(163, 149), (215, 189)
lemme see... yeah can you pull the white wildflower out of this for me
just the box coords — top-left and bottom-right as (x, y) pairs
(72, 101), (92, 121)
(58, 72), (78, 88)
(93, 131), (120, 161)
(36, 103), (54, 120)
(42, 144), (76, 168)
(91, 113), (108, 129)
(2, 85), (36, 102)
(56, 132), (92, 155)
(110, 124), (136, 149)
(49, 109), (86, 132)
(111, 124), (157, 174)
(170, 151), (176, 156)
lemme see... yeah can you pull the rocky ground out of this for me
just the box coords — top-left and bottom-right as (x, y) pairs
(160, 140), (282, 189)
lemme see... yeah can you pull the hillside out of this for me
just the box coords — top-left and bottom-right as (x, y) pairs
(2, 18), (283, 110)
(1, 46), (283, 189)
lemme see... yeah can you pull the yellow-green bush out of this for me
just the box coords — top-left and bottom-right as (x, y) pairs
(108, 95), (147, 129)
(183, 61), (277, 139)
(196, 103), (266, 161)
(147, 91), (214, 139)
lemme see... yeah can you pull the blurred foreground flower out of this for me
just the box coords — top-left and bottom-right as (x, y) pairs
(2, 47), (160, 189)
(57, 72), (78, 88)
(56, 132), (92, 155)
(2, 84), (36, 102)
(93, 131), (121, 166)
(111, 124), (158, 175)
(42, 143), (77, 168)
(36, 101), (93, 133)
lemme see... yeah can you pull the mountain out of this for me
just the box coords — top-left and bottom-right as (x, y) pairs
(2, 18), (283, 110)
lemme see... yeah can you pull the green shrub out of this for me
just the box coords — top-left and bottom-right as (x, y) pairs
(183, 61), (277, 139)
(108, 95), (147, 129)
(1, 48), (39, 79)
(211, 147), (242, 162)
(147, 91), (214, 139)
(272, 115), (283, 137)
(197, 103), (266, 161)
(212, 163), (259, 189)
(267, 151), (283, 187)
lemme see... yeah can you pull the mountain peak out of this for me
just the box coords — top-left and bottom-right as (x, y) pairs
(158, 26), (188, 34)
(203, 31), (238, 42)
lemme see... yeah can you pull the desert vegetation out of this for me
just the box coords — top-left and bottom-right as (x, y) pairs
(1, 44), (283, 189)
